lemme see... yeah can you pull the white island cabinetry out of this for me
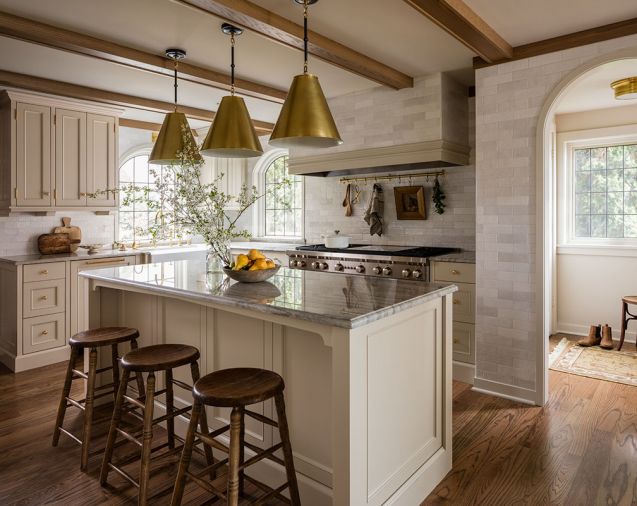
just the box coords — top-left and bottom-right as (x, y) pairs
(80, 262), (455, 505)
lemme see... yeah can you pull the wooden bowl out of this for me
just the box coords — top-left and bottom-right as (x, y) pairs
(223, 263), (281, 283)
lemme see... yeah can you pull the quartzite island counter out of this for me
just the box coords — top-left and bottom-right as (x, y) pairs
(79, 261), (456, 505)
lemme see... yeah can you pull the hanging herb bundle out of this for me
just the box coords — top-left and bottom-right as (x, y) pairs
(432, 176), (446, 215)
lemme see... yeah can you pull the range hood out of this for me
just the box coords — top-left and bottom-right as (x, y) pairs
(287, 73), (470, 177)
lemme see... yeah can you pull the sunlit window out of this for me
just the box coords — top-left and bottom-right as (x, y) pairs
(262, 154), (303, 238)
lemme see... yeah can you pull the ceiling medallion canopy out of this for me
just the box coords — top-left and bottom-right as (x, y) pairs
(149, 49), (202, 165)
(269, 0), (342, 149)
(611, 77), (637, 100)
(200, 23), (263, 158)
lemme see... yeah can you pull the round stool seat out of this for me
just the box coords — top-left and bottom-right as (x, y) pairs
(623, 296), (637, 305)
(69, 327), (140, 348)
(194, 368), (284, 407)
(121, 344), (200, 372)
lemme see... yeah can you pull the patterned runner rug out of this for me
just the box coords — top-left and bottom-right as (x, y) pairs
(549, 337), (637, 387)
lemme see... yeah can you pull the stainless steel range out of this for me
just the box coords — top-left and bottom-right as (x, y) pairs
(287, 244), (457, 281)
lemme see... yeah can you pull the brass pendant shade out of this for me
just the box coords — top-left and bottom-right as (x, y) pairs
(149, 111), (201, 165)
(611, 77), (637, 100)
(201, 96), (263, 158)
(269, 74), (342, 148)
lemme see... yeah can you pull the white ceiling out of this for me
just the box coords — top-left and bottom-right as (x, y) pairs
(466, 0), (637, 47)
(555, 59), (637, 114)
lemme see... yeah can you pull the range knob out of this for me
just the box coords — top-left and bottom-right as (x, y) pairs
(401, 269), (411, 278)
(311, 261), (320, 269)
(291, 260), (299, 267)
(334, 263), (344, 272)
(382, 267), (392, 276)
(372, 266), (382, 275)
(355, 264), (366, 273)
(297, 259), (306, 268)
(412, 269), (422, 279)
(320, 262), (329, 270)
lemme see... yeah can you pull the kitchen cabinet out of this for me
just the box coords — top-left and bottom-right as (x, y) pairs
(0, 252), (142, 372)
(0, 90), (122, 215)
(201, 156), (247, 210)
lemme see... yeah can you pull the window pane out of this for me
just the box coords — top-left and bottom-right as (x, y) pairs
(607, 169), (623, 191)
(625, 145), (637, 168)
(590, 148), (606, 170)
(626, 215), (637, 237)
(120, 158), (134, 182)
(575, 194), (590, 214)
(625, 192), (637, 214)
(608, 192), (623, 214)
(590, 193), (606, 214)
(608, 146), (623, 169)
(607, 215), (624, 238)
(575, 215), (591, 237)
(625, 168), (637, 191)
(575, 149), (591, 171)
(590, 171), (606, 192)
(575, 172), (590, 193)
(591, 215), (606, 237)
(134, 157), (149, 183)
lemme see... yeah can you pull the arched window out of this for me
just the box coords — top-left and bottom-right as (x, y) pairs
(118, 149), (178, 245)
(254, 150), (304, 238)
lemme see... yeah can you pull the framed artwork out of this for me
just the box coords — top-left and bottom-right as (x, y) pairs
(394, 186), (426, 220)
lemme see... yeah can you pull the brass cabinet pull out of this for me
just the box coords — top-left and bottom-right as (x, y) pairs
(80, 192), (87, 197)
(450, 269), (460, 275)
(85, 258), (127, 266)
(39, 295), (48, 301)
(41, 329), (49, 335)
(453, 337), (459, 344)
(40, 269), (49, 275)
(453, 298), (460, 305)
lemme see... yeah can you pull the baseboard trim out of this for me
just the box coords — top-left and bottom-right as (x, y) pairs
(472, 377), (537, 406)
(555, 323), (637, 344)
(452, 361), (475, 384)
(13, 346), (70, 372)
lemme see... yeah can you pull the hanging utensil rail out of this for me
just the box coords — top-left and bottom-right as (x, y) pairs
(338, 169), (445, 184)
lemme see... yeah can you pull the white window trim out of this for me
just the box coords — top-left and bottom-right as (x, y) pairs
(557, 124), (637, 257)
(251, 149), (305, 241)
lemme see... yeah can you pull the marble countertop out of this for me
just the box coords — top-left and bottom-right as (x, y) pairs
(80, 260), (456, 329)
(0, 248), (139, 265)
(432, 250), (475, 263)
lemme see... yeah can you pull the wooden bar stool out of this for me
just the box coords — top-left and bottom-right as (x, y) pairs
(52, 326), (144, 471)
(100, 343), (214, 505)
(619, 296), (637, 351)
(170, 368), (301, 506)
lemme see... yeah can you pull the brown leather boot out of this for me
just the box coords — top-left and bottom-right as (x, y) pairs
(600, 324), (614, 349)
(578, 325), (601, 346)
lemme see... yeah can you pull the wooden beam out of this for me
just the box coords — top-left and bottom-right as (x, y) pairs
(403, 0), (512, 62)
(0, 10), (286, 103)
(474, 17), (637, 69)
(178, 0), (413, 90)
(0, 69), (274, 135)
(119, 118), (199, 137)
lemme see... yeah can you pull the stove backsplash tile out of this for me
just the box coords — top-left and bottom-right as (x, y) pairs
(304, 165), (475, 250)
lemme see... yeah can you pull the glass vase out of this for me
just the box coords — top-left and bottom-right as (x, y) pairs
(206, 246), (224, 274)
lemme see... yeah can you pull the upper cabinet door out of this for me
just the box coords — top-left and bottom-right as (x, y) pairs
(86, 114), (116, 207)
(16, 102), (52, 207)
(54, 108), (86, 207)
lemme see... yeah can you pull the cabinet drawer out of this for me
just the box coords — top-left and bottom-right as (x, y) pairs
(434, 261), (475, 284)
(453, 322), (475, 364)
(73, 255), (136, 270)
(451, 282), (475, 324)
(22, 313), (65, 354)
(24, 262), (66, 282)
(23, 278), (66, 318)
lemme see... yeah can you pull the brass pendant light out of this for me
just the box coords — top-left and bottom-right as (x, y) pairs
(611, 77), (637, 100)
(200, 24), (263, 158)
(269, 0), (342, 149)
(149, 49), (201, 165)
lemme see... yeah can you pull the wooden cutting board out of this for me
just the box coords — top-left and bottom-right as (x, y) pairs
(53, 217), (82, 252)
(38, 233), (71, 255)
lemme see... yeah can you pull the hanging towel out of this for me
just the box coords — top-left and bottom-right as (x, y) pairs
(342, 183), (353, 217)
(364, 183), (384, 236)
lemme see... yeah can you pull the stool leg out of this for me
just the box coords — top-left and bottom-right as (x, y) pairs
(170, 398), (202, 506)
(130, 338), (145, 398)
(165, 369), (175, 449)
(100, 369), (130, 486)
(52, 345), (79, 447)
(111, 343), (120, 403)
(275, 393), (301, 506)
(619, 301), (628, 351)
(81, 347), (98, 472)
(238, 406), (245, 497)
(190, 361), (214, 472)
(139, 371), (156, 506)
(227, 406), (242, 506)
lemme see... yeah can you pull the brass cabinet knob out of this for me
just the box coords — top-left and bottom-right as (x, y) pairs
(450, 269), (460, 275)
(453, 298), (460, 305)
(39, 295), (48, 301)
(40, 270), (49, 275)
(41, 329), (49, 335)
(453, 337), (459, 344)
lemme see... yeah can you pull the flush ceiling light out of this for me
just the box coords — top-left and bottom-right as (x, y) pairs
(269, 0), (342, 149)
(611, 77), (637, 100)
(149, 49), (201, 165)
(200, 24), (263, 158)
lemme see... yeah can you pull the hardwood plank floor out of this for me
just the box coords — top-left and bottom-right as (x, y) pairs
(1, 360), (636, 505)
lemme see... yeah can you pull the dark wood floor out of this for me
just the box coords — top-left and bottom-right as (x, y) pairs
(1, 360), (636, 505)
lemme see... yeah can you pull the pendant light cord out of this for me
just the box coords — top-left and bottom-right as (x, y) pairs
(230, 33), (236, 96)
(303, 0), (308, 74)
(173, 58), (178, 112)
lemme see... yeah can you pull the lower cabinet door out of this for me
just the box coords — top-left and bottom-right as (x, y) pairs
(22, 313), (65, 354)
(452, 321), (475, 364)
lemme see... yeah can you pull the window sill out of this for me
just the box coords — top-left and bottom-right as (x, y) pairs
(557, 244), (637, 257)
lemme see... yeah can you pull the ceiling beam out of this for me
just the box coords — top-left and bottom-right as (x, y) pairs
(474, 17), (637, 69)
(0, 10), (287, 103)
(177, 0), (413, 90)
(0, 69), (274, 135)
(403, 0), (512, 62)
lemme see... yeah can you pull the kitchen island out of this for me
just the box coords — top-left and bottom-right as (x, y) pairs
(79, 261), (456, 505)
